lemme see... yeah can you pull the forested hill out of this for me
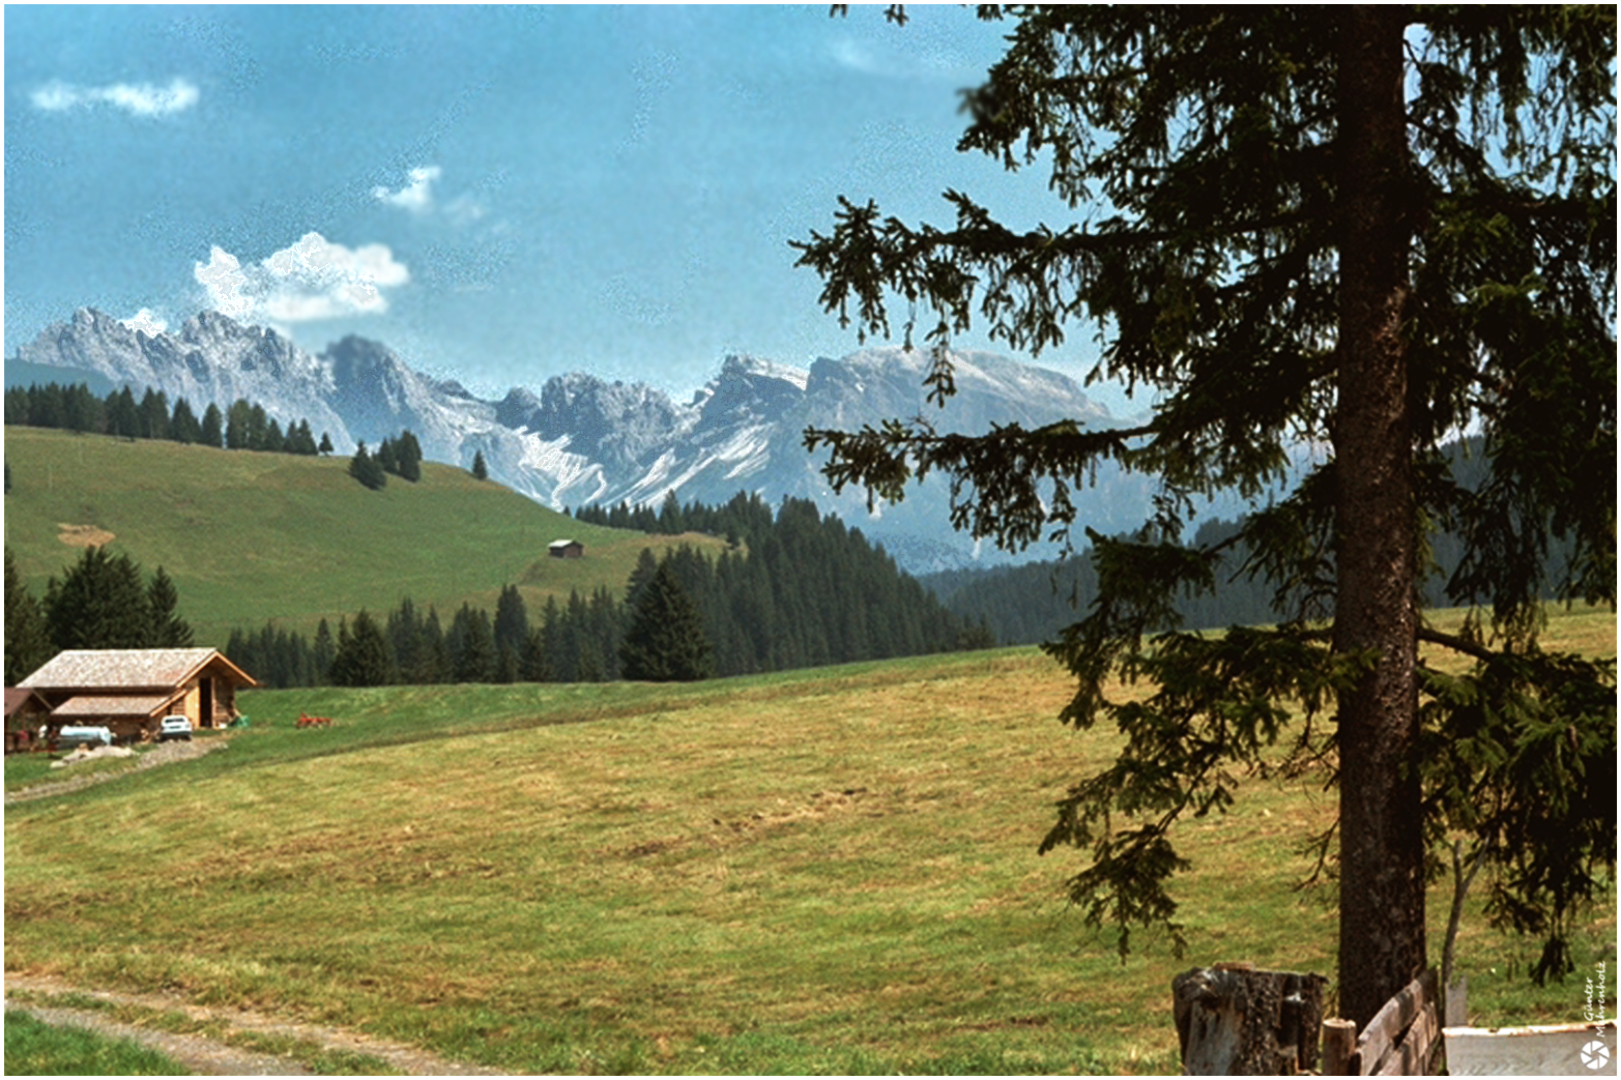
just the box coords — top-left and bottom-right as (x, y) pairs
(571, 492), (993, 677)
(228, 492), (992, 688)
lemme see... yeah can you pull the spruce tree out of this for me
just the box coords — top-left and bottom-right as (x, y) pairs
(44, 546), (153, 650)
(138, 388), (170, 440)
(620, 560), (714, 682)
(201, 403), (226, 448)
(329, 611), (395, 687)
(349, 442), (387, 490)
(521, 626), (553, 683)
(225, 399), (252, 449)
(312, 618), (335, 684)
(493, 585), (530, 660)
(289, 420), (319, 456)
(796, 6), (1615, 1020)
(146, 567), (194, 648)
(377, 437), (400, 476)
(387, 598), (425, 681)
(4, 549), (54, 684)
(247, 404), (271, 450)
(107, 387), (139, 439)
(625, 548), (661, 607)
(396, 430), (424, 481)
(170, 397), (203, 445)
(449, 603), (497, 683)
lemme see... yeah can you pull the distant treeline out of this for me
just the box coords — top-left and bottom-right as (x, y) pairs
(228, 492), (993, 688)
(8, 378), (432, 493)
(922, 440), (1571, 645)
(5, 380), (333, 456)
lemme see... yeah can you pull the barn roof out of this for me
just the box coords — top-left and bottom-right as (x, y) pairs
(52, 694), (178, 719)
(4, 688), (50, 717)
(19, 649), (257, 691)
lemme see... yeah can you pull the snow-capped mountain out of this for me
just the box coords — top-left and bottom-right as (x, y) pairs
(13, 308), (353, 448)
(8, 308), (1148, 570)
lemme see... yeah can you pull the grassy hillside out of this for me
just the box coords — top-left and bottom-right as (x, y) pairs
(5, 606), (1612, 1074)
(3, 426), (728, 644)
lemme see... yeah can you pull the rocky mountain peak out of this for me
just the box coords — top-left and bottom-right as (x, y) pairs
(698, 354), (808, 425)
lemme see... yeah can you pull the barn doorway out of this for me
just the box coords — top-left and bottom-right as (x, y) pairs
(199, 678), (214, 728)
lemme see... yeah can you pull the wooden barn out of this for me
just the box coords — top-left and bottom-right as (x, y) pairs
(4, 688), (51, 752)
(18, 648), (257, 743)
(548, 539), (585, 559)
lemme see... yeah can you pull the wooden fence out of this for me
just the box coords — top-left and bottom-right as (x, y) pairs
(1178, 964), (1613, 1075)
(1321, 968), (1441, 1075)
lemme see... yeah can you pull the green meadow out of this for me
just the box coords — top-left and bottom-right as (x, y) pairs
(4, 1009), (193, 1076)
(3, 426), (728, 643)
(5, 605), (1613, 1075)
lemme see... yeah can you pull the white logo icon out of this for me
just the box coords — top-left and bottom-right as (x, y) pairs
(1582, 1039), (1611, 1071)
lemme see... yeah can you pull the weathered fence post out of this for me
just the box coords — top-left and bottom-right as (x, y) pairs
(1321, 1017), (1359, 1075)
(1173, 963), (1328, 1074)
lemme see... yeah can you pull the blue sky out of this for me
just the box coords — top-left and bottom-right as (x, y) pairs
(5, 5), (1124, 409)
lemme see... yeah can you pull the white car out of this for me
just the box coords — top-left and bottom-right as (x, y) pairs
(157, 716), (193, 742)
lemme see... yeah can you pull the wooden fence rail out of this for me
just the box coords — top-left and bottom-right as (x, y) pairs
(1321, 969), (1442, 1076)
(1180, 963), (1609, 1075)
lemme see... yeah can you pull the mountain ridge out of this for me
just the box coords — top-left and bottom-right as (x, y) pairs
(8, 307), (1144, 570)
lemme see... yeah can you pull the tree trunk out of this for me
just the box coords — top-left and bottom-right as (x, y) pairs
(1333, 6), (1425, 1030)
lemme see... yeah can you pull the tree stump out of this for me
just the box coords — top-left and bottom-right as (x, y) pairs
(1173, 964), (1328, 1074)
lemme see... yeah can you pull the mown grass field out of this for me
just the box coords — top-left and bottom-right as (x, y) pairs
(4, 1009), (192, 1075)
(5, 606), (1613, 1075)
(3, 426), (728, 643)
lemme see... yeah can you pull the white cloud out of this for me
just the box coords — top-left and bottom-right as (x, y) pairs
(373, 165), (442, 213)
(32, 77), (199, 117)
(121, 309), (169, 336)
(194, 232), (411, 324)
(373, 165), (491, 226)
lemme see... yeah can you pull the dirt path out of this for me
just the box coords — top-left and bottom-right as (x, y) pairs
(5, 973), (511, 1075)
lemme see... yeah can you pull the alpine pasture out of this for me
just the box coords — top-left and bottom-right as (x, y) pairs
(3, 426), (728, 646)
(6, 609), (1612, 1074)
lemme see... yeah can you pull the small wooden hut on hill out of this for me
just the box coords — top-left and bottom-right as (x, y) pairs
(18, 648), (257, 743)
(549, 539), (585, 559)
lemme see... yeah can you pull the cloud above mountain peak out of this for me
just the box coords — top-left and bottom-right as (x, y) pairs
(194, 233), (411, 325)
